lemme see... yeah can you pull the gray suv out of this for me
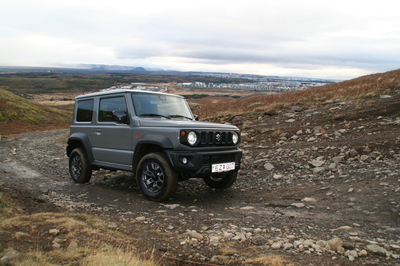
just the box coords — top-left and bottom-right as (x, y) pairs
(66, 90), (242, 201)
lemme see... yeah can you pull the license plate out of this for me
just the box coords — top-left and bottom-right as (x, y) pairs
(211, 162), (235, 173)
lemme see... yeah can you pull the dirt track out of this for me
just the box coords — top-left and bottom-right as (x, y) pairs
(1, 94), (400, 265)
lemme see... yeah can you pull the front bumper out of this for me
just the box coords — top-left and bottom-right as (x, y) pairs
(165, 148), (242, 178)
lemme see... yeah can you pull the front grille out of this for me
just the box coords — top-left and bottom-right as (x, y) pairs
(203, 154), (236, 164)
(180, 129), (239, 147)
(200, 131), (233, 146)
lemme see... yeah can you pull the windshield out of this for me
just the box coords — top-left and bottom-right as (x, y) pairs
(131, 92), (193, 119)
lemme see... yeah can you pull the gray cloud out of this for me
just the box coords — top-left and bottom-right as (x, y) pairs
(1, 0), (399, 79)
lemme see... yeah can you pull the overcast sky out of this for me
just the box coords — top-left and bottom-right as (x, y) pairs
(1, 0), (399, 80)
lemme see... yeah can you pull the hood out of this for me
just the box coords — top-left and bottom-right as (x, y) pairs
(138, 118), (239, 130)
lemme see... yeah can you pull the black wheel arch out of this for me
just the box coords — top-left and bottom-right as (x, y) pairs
(136, 134), (174, 149)
(66, 133), (94, 164)
(133, 143), (169, 173)
(132, 134), (175, 173)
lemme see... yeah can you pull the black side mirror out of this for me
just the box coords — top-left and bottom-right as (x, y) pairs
(112, 110), (129, 124)
(193, 115), (199, 121)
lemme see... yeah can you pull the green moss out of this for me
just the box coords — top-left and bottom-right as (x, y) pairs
(0, 88), (71, 125)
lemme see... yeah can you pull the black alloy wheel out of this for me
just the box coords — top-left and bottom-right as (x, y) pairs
(136, 152), (178, 201)
(69, 147), (92, 183)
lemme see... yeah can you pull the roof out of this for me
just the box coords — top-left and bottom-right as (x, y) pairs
(75, 89), (181, 99)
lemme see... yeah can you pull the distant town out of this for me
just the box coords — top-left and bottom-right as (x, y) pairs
(178, 72), (336, 92)
(102, 72), (336, 93)
(0, 65), (337, 93)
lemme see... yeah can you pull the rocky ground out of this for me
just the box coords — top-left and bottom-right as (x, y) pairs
(1, 93), (399, 265)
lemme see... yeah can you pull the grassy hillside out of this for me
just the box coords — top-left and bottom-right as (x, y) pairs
(0, 88), (71, 136)
(193, 69), (400, 119)
(1, 69), (399, 135)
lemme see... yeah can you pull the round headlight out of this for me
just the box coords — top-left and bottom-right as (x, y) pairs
(187, 131), (197, 146)
(232, 132), (239, 144)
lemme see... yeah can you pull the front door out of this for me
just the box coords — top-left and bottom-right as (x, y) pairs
(90, 95), (133, 168)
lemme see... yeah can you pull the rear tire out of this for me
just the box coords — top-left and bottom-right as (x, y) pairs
(203, 170), (237, 189)
(136, 152), (178, 201)
(69, 147), (92, 183)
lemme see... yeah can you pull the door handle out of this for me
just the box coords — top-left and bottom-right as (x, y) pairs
(95, 129), (102, 136)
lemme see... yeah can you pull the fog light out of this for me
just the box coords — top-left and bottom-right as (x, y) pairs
(181, 157), (188, 165)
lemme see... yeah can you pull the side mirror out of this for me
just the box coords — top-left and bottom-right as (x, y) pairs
(112, 110), (129, 124)
(193, 115), (199, 121)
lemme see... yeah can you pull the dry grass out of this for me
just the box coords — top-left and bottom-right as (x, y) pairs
(0, 192), (158, 266)
(13, 245), (157, 266)
(192, 69), (400, 119)
(244, 254), (292, 266)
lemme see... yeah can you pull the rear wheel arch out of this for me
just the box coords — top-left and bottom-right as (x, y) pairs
(67, 133), (94, 163)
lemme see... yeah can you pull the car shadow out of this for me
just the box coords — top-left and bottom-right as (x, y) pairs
(82, 170), (240, 207)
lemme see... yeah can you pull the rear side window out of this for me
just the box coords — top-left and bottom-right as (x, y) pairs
(76, 99), (94, 122)
(99, 96), (127, 122)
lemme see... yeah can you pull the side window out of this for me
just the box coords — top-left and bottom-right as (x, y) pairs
(76, 99), (94, 122)
(99, 96), (127, 122)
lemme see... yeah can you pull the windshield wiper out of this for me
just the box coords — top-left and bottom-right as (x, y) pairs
(167, 115), (193, 120)
(140, 113), (171, 119)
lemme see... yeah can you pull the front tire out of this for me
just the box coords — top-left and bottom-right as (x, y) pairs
(69, 147), (92, 183)
(136, 152), (178, 201)
(203, 171), (238, 189)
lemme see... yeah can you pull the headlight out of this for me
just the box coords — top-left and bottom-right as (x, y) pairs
(187, 131), (197, 146)
(232, 132), (239, 144)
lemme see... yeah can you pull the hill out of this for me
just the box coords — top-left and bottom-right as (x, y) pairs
(1, 78), (399, 265)
(1, 69), (399, 136)
(0, 88), (71, 136)
(193, 69), (400, 119)
(0, 69), (399, 265)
